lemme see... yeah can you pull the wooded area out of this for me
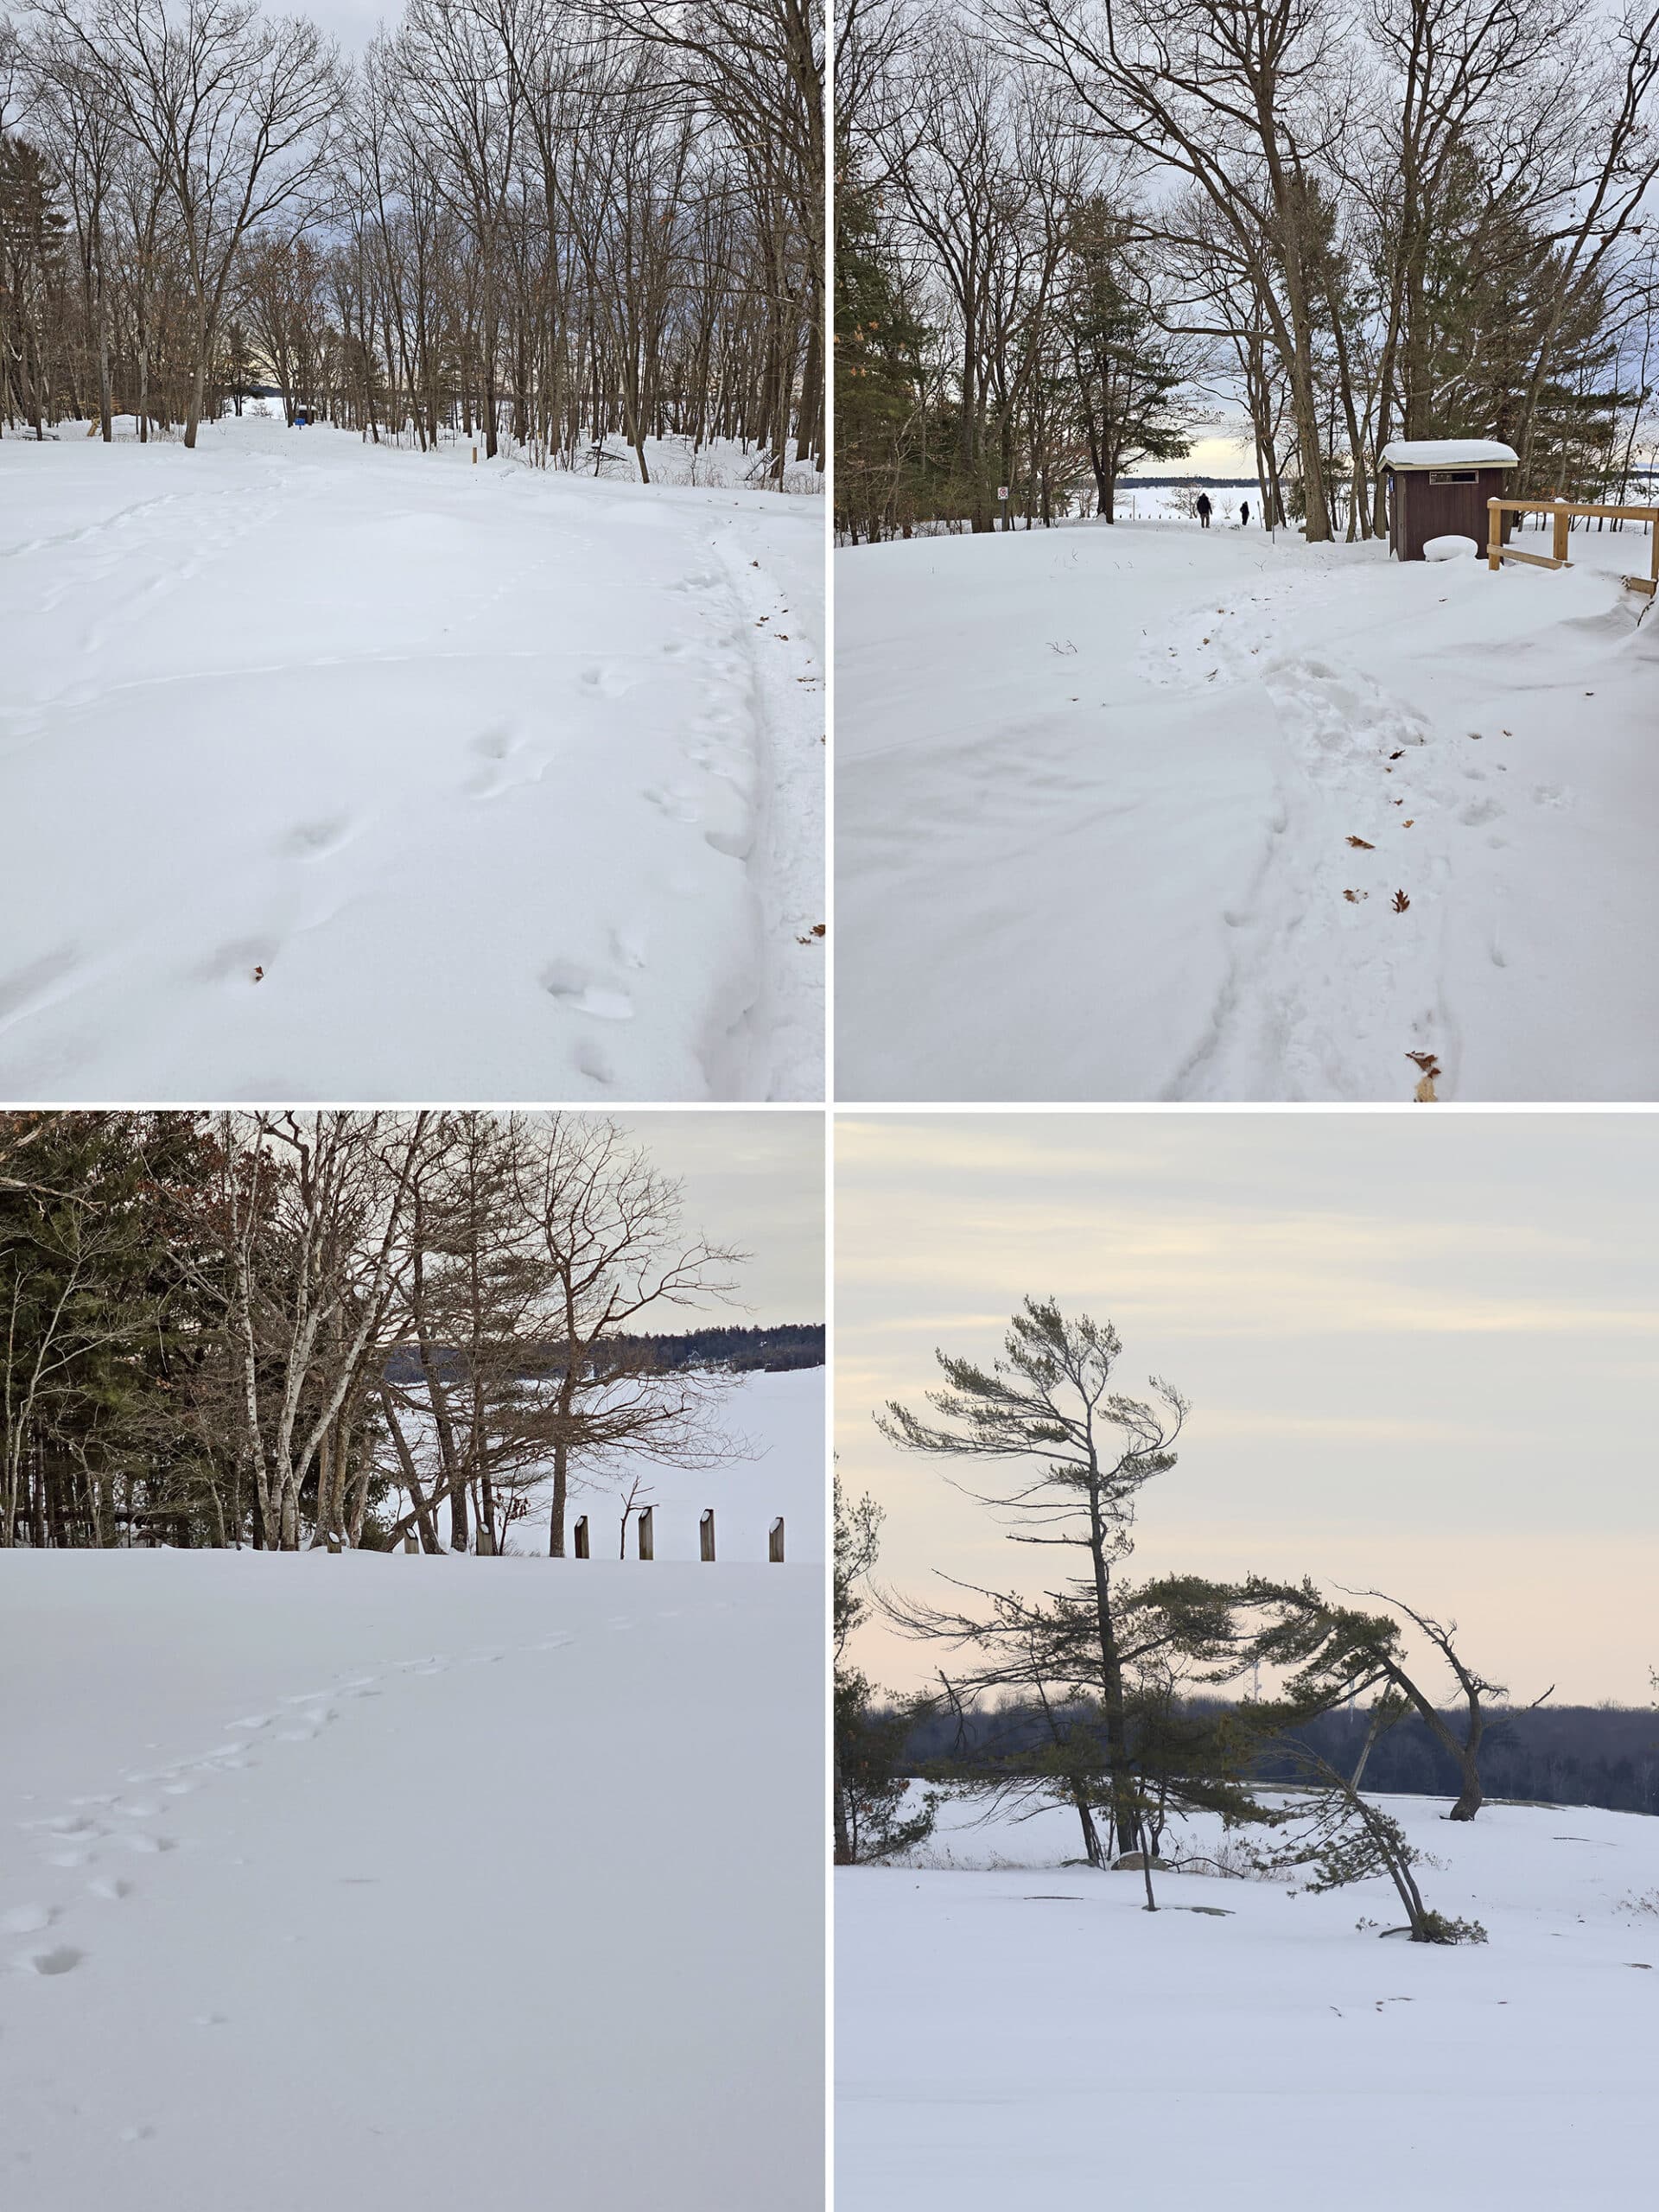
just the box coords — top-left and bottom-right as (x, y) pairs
(0, 0), (823, 475)
(0, 1110), (765, 1556)
(836, 0), (1659, 540)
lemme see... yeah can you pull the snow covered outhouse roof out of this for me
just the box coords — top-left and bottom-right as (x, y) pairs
(1380, 439), (1518, 470)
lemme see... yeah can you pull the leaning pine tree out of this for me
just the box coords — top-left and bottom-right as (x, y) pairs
(877, 1298), (1190, 1859)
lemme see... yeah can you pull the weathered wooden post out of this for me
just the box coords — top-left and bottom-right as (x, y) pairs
(404, 1532), (419, 1554)
(1487, 498), (1503, 571)
(326, 1531), (341, 1554)
(574, 1515), (590, 1560)
(1553, 501), (1570, 568)
(700, 1510), (715, 1561)
(768, 1516), (785, 1563)
(477, 1527), (496, 1555)
(637, 1505), (654, 1560)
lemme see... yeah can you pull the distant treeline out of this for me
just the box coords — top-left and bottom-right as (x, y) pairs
(385, 1323), (825, 1385)
(895, 1697), (1659, 1820)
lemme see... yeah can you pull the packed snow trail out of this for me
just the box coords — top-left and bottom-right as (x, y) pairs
(0, 1549), (823, 2211)
(836, 515), (1659, 1100)
(838, 1790), (1657, 2211)
(0, 417), (823, 1100)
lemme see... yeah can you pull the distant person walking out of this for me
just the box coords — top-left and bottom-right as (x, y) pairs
(1196, 493), (1212, 529)
(1240, 499), (1250, 527)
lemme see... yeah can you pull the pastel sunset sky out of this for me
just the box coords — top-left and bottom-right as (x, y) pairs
(836, 1111), (1657, 1704)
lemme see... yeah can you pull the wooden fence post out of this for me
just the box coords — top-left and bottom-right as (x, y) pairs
(477, 1527), (495, 1555)
(638, 1505), (654, 1560)
(574, 1515), (589, 1560)
(768, 1516), (785, 1563)
(700, 1509), (715, 1561)
(404, 1532), (419, 1554)
(1553, 503), (1570, 567)
(1487, 498), (1503, 571)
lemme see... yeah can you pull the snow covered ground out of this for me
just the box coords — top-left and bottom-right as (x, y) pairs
(836, 511), (1659, 1100)
(1, 1544), (823, 2211)
(838, 1788), (1657, 2209)
(0, 414), (823, 1101)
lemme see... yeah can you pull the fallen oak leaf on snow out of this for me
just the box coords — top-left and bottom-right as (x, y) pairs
(1392, 889), (1410, 912)
(1346, 836), (1375, 849)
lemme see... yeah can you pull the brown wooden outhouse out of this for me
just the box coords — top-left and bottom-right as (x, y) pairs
(1381, 440), (1518, 561)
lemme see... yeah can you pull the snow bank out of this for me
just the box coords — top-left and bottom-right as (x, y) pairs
(836, 514), (1659, 1100)
(838, 1789), (1656, 2209)
(0, 1545), (823, 2210)
(1423, 533), (1478, 560)
(0, 415), (823, 1100)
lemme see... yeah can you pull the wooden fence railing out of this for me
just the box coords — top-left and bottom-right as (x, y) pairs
(404, 1510), (788, 1560)
(1487, 497), (1659, 596)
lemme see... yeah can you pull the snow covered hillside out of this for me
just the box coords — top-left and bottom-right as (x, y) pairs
(838, 1790), (1657, 2210)
(0, 416), (823, 1101)
(836, 516), (1659, 1100)
(1, 1547), (823, 2211)
(503, 1365), (825, 1560)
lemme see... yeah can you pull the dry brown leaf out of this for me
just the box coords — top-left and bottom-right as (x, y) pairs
(1392, 890), (1410, 912)
(1346, 836), (1375, 849)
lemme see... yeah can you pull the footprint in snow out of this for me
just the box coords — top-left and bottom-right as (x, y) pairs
(1, 1904), (57, 1936)
(643, 784), (701, 823)
(540, 963), (633, 1021)
(579, 664), (633, 698)
(281, 817), (352, 861)
(15, 1943), (83, 1978)
(87, 1878), (132, 1902)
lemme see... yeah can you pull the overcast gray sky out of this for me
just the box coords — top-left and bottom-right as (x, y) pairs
(617, 1109), (823, 1329)
(837, 1111), (1659, 1703)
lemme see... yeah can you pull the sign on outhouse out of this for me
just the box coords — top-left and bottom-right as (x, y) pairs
(1380, 440), (1518, 562)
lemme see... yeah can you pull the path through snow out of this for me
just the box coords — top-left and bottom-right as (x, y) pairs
(836, 516), (1659, 1100)
(0, 418), (823, 1100)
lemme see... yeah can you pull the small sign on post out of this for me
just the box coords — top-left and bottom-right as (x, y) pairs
(637, 1505), (654, 1561)
(768, 1516), (785, 1564)
(574, 1515), (589, 1560)
(699, 1510), (715, 1562)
